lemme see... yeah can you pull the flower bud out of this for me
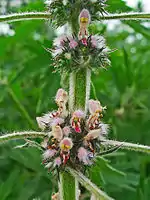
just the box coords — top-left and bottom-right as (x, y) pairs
(55, 88), (68, 104)
(89, 99), (103, 114)
(63, 126), (71, 136)
(78, 9), (91, 39)
(85, 129), (101, 140)
(79, 9), (91, 24)
(52, 125), (63, 141)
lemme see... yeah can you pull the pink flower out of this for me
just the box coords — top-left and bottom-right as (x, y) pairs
(71, 110), (85, 133)
(52, 125), (63, 141)
(51, 117), (64, 126)
(73, 110), (85, 118)
(55, 88), (68, 104)
(88, 99), (102, 114)
(81, 38), (88, 46)
(78, 147), (93, 165)
(54, 157), (62, 167)
(79, 9), (91, 23)
(60, 137), (73, 151)
(78, 9), (91, 39)
(63, 126), (71, 136)
(69, 39), (78, 49)
(43, 149), (57, 160)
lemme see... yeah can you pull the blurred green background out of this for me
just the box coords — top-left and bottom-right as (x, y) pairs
(0, 0), (150, 199)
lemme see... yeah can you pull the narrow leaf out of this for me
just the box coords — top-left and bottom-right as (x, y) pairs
(102, 140), (150, 154)
(0, 131), (46, 144)
(67, 167), (114, 200)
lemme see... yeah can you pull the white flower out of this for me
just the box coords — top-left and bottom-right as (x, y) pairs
(91, 35), (106, 49)
(85, 129), (101, 140)
(36, 112), (52, 130)
(78, 147), (93, 165)
(43, 149), (57, 160)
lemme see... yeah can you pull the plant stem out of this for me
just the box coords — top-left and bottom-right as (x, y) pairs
(0, 131), (46, 144)
(74, 69), (87, 110)
(61, 69), (91, 200)
(1, 12), (150, 23)
(102, 140), (150, 154)
(59, 171), (78, 200)
(69, 69), (91, 112)
(0, 12), (51, 23)
(98, 12), (150, 20)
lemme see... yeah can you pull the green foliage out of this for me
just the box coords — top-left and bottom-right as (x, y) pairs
(0, 0), (150, 199)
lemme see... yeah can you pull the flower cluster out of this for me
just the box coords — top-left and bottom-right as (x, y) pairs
(45, 0), (107, 27)
(36, 88), (109, 171)
(47, 9), (110, 73)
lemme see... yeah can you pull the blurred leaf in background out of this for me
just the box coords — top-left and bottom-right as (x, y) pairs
(0, 0), (150, 199)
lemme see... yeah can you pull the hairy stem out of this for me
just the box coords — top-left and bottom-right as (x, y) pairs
(67, 167), (114, 200)
(102, 140), (150, 154)
(1, 12), (150, 23)
(0, 12), (51, 23)
(59, 171), (78, 200)
(98, 12), (150, 21)
(0, 131), (46, 144)
(69, 69), (91, 112)
(74, 69), (87, 110)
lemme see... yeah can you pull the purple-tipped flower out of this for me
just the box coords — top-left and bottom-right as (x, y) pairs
(43, 149), (57, 160)
(79, 9), (91, 24)
(78, 9), (91, 39)
(78, 147), (93, 165)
